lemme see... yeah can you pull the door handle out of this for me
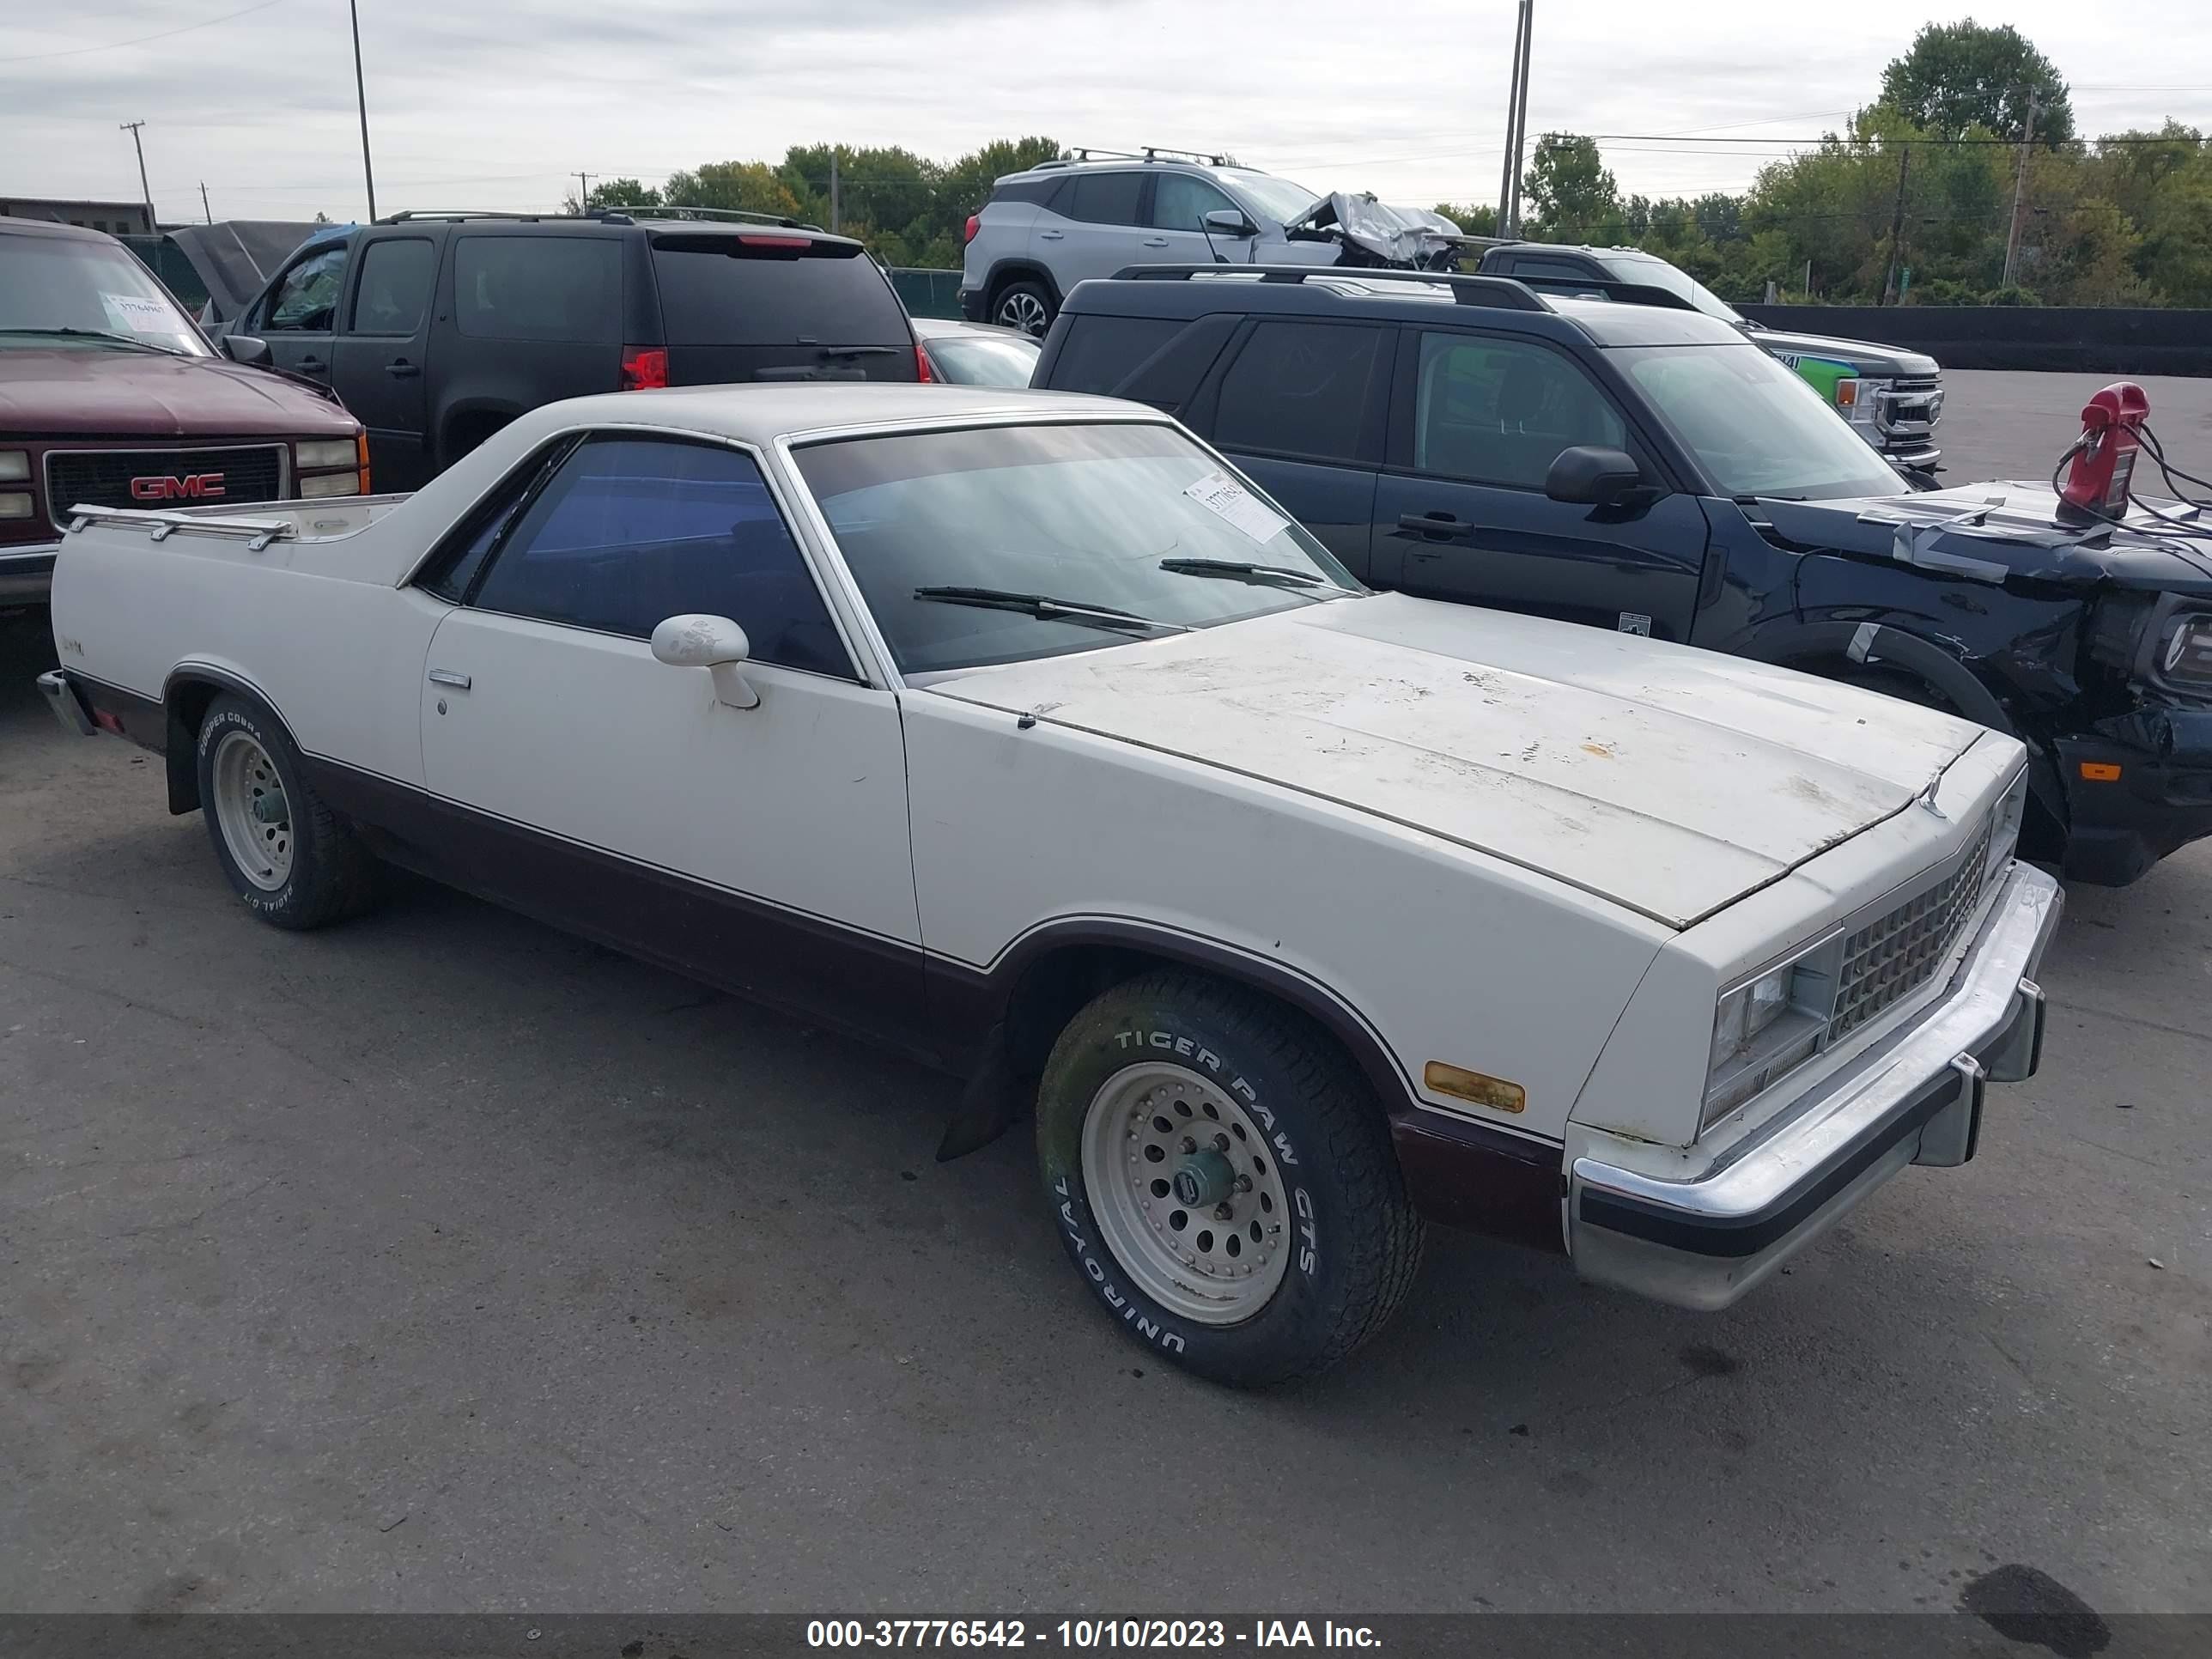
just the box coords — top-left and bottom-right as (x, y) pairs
(385, 358), (421, 378)
(296, 356), (327, 374)
(427, 669), (471, 689)
(1038, 229), (1065, 240)
(1396, 511), (1474, 541)
(1141, 237), (1170, 247)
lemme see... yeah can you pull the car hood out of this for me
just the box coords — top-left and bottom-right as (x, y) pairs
(1758, 480), (2212, 594)
(0, 346), (355, 437)
(924, 592), (1981, 927)
(1746, 325), (1940, 380)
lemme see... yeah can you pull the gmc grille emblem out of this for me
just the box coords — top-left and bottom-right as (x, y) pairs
(130, 473), (226, 501)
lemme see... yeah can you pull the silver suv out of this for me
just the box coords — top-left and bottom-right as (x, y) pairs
(958, 149), (1339, 336)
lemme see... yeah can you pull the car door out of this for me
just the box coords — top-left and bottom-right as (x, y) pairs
(1145, 171), (1242, 266)
(248, 241), (349, 386)
(414, 429), (926, 1049)
(1034, 170), (1148, 291)
(1370, 326), (1711, 641)
(1189, 317), (1389, 581)
(330, 232), (443, 489)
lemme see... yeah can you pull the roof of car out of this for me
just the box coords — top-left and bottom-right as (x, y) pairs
(498, 384), (1134, 449)
(1057, 270), (1748, 348)
(909, 316), (1037, 343)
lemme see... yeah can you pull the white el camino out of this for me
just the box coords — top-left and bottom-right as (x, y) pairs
(41, 385), (2061, 1385)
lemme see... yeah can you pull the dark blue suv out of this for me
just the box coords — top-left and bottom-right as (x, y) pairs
(1032, 266), (2212, 885)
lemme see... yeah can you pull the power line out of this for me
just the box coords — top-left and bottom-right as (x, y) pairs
(16, 0), (284, 62)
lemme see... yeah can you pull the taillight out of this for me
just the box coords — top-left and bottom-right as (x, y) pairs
(915, 340), (934, 383)
(963, 213), (980, 245)
(621, 346), (669, 391)
(738, 234), (811, 249)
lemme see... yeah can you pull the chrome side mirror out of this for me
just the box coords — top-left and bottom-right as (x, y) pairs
(651, 613), (757, 709)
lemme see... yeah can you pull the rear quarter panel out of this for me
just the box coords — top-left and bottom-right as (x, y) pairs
(901, 690), (1670, 1147)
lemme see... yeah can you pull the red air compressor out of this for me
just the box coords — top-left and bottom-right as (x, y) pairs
(2056, 381), (2149, 524)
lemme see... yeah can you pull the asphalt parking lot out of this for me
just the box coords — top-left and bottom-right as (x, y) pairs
(2, 371), (2207, 1619)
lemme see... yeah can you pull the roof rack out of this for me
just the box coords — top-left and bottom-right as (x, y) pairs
(1108, 264), (1552, 312)
(603, 204), (826, 232)
(380, 209), (576, 224)
(1498, 274), (1701, 313)
(1054, 145), (1238, 167)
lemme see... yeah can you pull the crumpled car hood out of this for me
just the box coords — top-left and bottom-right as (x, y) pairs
(924, 592), (1983, 927)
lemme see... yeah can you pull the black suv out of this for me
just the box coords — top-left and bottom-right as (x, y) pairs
(216, 210), (926, 491)
(1032, 266), (2212, 884)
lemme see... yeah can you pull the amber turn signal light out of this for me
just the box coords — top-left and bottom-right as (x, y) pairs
(2079, 762), (2123, 782)
(1423, 1061), (1527, 1114)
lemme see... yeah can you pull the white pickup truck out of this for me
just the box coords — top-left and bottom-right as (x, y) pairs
(40, 383), (2062, 1385)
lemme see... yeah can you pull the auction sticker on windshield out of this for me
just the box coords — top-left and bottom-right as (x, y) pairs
(101, 294), (175, 332)
(1182, 469), (1290, 545)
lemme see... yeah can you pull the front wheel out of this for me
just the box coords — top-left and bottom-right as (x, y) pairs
(1035, 970), (1423, 1387)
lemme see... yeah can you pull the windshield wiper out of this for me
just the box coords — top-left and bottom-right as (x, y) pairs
(1158, 557), (1340, 592)
(912, 585), (1189, 634)
(0, 325), (185, 356)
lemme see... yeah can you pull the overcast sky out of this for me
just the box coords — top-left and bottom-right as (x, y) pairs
(6, 1), (2209, 227)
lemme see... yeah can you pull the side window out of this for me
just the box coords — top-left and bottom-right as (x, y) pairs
(1412, 332), (1627, 489)
(1046, 314), (1181, 396)
(1212, 321), (1386, 465)
(1066, 172), (1145, 227)
(1502, 256), (1601, 281)
(453, 235), (620, 343)
(348, 237), (436, 335)
(261, 246), (347, 332)
(1150, 173), (1236, 232)
(469, 436), (850, 678)
(415, 441), (565, 604)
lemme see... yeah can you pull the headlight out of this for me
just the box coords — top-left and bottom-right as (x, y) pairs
(299, 472), (362, 498)
(2158, 613), (2212, 687)
(1704, 937), (1839, 1130)
(295, 438), (357, 471)
(0, 450), (28, 483)
(0, 491), (34, 520)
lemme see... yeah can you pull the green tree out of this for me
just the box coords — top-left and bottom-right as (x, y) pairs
(660, 161), (806, 222)
(1878, 20), (2074, 144)
(1521, 132), (1620, 240)
(559, 177), (659, 215)
(1430, 200), (1499, 236)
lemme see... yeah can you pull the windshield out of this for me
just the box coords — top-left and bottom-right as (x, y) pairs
(1600, 255), (1743, 325)
(1616, 343), (1906, 501)
(792, 422), (1358, 674)
(1229, 173), (1322, 227)
(0, 234), (209, 355)
(923, 332), (1039, 388)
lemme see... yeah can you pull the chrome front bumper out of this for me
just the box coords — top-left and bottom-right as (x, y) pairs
(1568, 860), (2063, 1310)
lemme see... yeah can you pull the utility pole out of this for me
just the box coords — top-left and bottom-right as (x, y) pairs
(576, 172), (595, 211)
(199, 181), (212, 224)
(119, 121), (155, 232)
(1880, 143), (1911, 306)
(830, 149), (841, 234)
(349, 0), (378, 220)
(1506, 1), (1535, 236)
(2002, 86), (2039, 289)
(1496, 0), (1528, 232)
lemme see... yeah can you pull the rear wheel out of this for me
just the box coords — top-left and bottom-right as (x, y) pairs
(1035, 969), (1423, 1387)
(992, 279), (1054, 337)
(196, 695), (376, 930)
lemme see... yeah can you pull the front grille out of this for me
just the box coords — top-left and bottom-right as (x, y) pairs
(1829, 813), (1995, 1043)
(46, 445), (286, 514)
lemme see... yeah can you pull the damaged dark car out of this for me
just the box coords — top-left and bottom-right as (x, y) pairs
(1034, 266), (2212, 884)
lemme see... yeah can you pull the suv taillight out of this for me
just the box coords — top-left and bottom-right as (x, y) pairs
(963, 213), (980, 245)
(621, 346), (668, 391)
(915, 340), (933, 383)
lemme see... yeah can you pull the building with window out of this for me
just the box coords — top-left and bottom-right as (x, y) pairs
(0, 197), (155, 236)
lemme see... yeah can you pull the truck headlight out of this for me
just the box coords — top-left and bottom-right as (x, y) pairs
(0, 450), (28, 483)
(295, 438), (358, 471)
(1704, 936), (1840, 1130)
(299, 471), (362, 498)
(2158, 613), (2212, 687)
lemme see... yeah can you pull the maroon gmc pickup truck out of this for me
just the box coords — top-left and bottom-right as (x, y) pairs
(1, 216), (366, 605)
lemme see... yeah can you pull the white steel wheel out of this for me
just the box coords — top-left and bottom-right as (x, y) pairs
(1079, 1060), (1293, 1326)
(995, 288), (1049, 336)
(209, 729), (294, 891)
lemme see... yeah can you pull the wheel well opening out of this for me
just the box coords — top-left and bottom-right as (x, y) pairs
(988, 265), (1053, 306)
(162, 678), (223, 814)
